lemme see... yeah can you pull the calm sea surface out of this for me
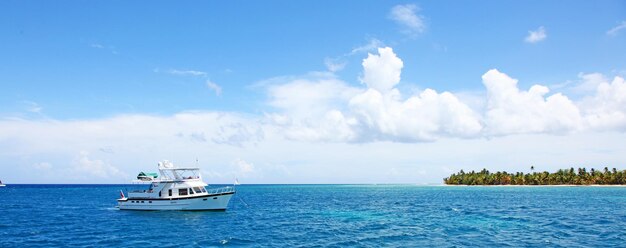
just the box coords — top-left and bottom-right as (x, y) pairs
(1, 184), (625, 247)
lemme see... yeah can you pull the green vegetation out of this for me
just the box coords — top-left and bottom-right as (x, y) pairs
(444, 167), (626, 185)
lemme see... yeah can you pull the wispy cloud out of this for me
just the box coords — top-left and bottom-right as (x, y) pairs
(323, 38), (384, 72)
(89, 43), (118, 54)
(23, 101), (42, 113)
(607, 21), (626, 36)
(90, 43), (105, 49)
(525, 26), (547, 43)
(324, 58), (347, 72)
(389, 4), (426, 36)
(168, 69), (208, 77)
(206, 80), (222, 96)
(350, 38), (384, 55)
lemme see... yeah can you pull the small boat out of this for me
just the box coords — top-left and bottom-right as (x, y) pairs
(117, 160), (235, 211)
(0, 180), (5, 187)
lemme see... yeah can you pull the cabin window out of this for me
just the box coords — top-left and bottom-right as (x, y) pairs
(201, 188), (207, 193)
(178, 188), (188, 196)
(189, 188), (194, 194)
(193, 187), (203, 193)
(149, 201), (152, 203)
(168, 189), (172, 196)
(141, 201), (144, 203)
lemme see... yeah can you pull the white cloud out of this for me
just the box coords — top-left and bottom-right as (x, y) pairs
(482, 69), (581, 135)
(525, 26), (547, 43)
(4, 43), (626, 184)
(350, 39), (384, 55)
(579, 75), (626, 130)
(168, 69), (208, 77)
(211, 121), (264, 147)
(267, 47), (481, 142)
(159, 69), (220, 95)
(389, 4), (426, 36)
(349, 88), (482, 141)
(571, 73), (608, 94)
(264, 74), (362, 142)
(23, 101), (42, 113)
(264, 47), (626, 142)
(73, 151), (126, 179)
(232, 158), (255, 176)
(267, 74), (362, 118)
(324, 57), (347, 72)
(89, 43), (118, 54)
(206, 80), (222, 96)
(607, 21), (626, 36)
(2, 90), (626, 184)
(360, 47), (404, 93)
(0, 111), (269, 183)
(270, 110), (359, 142)
(90, 43), (105, 49)
(323, 38), (384, 73)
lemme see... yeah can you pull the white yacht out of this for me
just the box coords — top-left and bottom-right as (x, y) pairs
(117, 161), (235, 211)
(0, 180), (5, 187)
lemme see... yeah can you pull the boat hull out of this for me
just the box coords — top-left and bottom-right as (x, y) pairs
(117, 192), (234, 211)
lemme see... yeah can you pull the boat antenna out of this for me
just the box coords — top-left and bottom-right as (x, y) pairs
(232, 178), (249, 207)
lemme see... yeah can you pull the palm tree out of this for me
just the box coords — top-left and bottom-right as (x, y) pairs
(444, 167), (626, 185)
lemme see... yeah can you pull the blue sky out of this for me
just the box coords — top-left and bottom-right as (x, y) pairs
(1, 1), (626, 184)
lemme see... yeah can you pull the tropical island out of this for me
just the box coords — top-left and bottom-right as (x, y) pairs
(444, 167), (626, 185)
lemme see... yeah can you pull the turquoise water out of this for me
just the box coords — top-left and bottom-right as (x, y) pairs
(1, 184), (625, 247)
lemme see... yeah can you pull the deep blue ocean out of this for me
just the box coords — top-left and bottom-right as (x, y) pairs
(1, 184), (625, 247)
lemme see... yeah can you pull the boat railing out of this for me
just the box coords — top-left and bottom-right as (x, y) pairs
(129, 189), (155, 193)
(206, 186), (235, 195)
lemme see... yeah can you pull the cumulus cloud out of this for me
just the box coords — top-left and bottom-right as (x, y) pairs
(360, 47), (403, 93)
(482, 69), (582, 135)
(264, 74), (362, 142)
(607, 21), (626, 36)
(389, 4), (426, 36)
(4, 64), (626, 183)
(349, 88), (482, 141)
(266, 47), (482, 142)
(264, 46), (626, 142)
(525, 26), (547, 43)
(578, 75), (626, 130)
(354, 47), (480, 141)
